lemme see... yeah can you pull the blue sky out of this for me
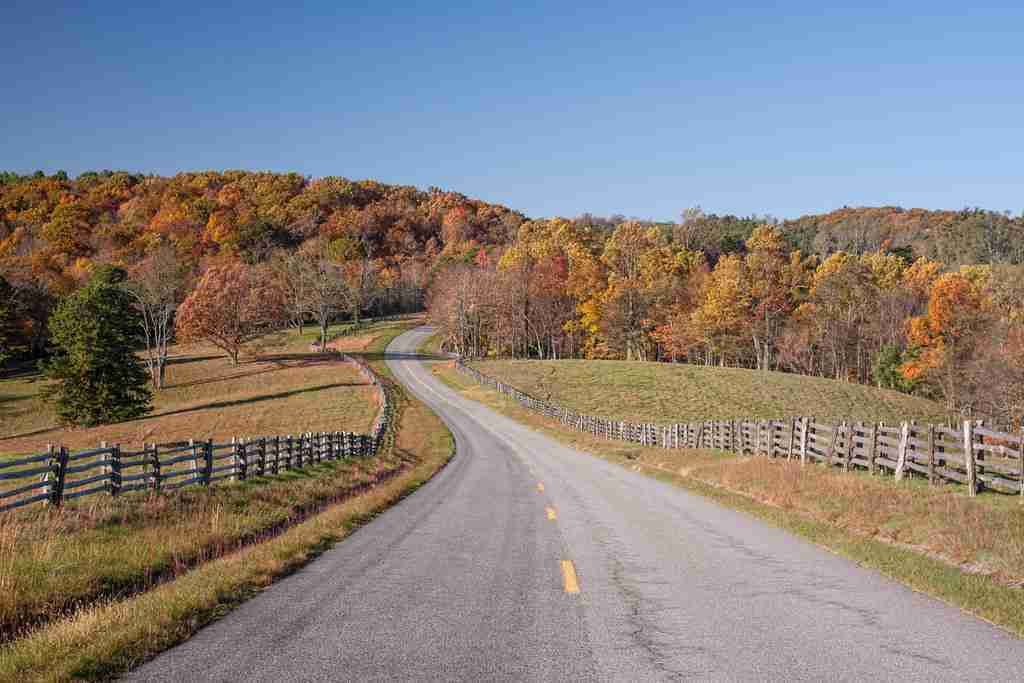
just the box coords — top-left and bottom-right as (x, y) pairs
(3, 1), (1022, 220)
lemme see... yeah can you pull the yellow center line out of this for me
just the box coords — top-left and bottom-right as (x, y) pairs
(560, 560), (580, 593)
(545, 506), (557, 520)
(536, 482), (544, 493)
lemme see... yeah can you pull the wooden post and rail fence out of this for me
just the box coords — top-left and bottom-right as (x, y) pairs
(0, 354), (394, 514)
(454, 361), (1024, 498)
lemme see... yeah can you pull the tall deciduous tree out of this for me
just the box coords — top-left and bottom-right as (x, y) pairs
(175, 262), (283, 365)
(127, 244), (186, 388)
(901, 272), (994, 411)
(331, 237), (380, 326)
(268, 249), (312, 334)
(299, 239), (347, 350)
(743, 226), (811, 371)
(42, 266), (152, 426)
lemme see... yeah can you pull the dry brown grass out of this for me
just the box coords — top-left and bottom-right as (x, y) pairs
(1, 342), (377, 458)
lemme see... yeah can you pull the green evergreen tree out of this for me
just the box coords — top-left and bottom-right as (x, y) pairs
(42, 266), (152, 426)
(871, 343), (918, 393)
(0, 276), (23, 368)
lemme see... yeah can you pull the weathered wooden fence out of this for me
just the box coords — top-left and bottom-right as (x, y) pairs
(455, 361), (1024, 498)
(0, 354), (393, 514)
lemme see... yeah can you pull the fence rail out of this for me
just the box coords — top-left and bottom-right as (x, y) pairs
(0, 353), (393, 514)
(455, 362), (1024, 498)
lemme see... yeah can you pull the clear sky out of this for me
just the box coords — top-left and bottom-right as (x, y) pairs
(3, 1), (1022, 220)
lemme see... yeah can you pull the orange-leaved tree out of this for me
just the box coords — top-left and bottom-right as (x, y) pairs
(175, 261), (284, 364)
(900, 272), (992, 410)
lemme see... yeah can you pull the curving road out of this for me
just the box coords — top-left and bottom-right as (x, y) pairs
(130, 326), (1024, 681)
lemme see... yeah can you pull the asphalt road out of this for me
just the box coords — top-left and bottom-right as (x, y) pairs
(129, 326), (1024, 681)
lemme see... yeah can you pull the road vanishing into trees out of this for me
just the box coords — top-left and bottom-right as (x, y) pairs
(131, 326), (1024, 681)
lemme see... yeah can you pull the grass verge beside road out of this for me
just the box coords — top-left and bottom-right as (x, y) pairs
(432, 361), (1024, 638)
(0, 319), (455, 681)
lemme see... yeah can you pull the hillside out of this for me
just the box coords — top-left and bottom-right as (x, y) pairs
(467, 359), (948, 424)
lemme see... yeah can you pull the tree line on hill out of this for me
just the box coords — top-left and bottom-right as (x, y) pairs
(428, 216), (1024, 428)
(0, 169), (522, 425)
(1, 169), (1022, 426)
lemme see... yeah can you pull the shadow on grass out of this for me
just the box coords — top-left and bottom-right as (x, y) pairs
(165, 354), (224, 367)
(143, 382), (365, 421)
(0, 426), (56, 443)
(165, 354), (347, 390)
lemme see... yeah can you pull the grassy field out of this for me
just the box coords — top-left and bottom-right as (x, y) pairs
(0, 318), (449, 651)
(0, 322), (384, 459)
(0, 317), (453, 680)
(432, 361), (1024, 637)
(469, 359), (948, 424)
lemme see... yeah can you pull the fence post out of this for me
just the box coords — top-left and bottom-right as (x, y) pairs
(49, 446), (69, 507)
(842, 423), (853, 471)
(189, 439), (198, 483)
(927, 425), (936, 485)
(110, 443), (122, 496)
(230, 437), (239, 482)
(101, 440), (109, 490)
(895, 422), (910, 482)
(239, 438), (249, 481)
(963, 420), (977, 496)
(204, 440), (214, 485)
(41, 444), (54, 504)
(868, 423), (879, 475)
(1018, 428), (1024, 499)
(799, 418), (809, 465)
(787, 418), (797, 460)
(150, 443), (162, 492)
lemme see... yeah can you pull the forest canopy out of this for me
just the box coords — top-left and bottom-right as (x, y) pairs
(3, 169), (1022, 426)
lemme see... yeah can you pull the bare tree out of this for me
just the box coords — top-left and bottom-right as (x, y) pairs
(298, 240), (347, 350)
(268, 250), (312, 334)
(127, 244), (185, 389)
(338, 255), (380, 327)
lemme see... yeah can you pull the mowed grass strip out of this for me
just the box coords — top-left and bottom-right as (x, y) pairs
(0, 320), (404, 640)
(432, 362), (1024, 637)
(469, 359), (948, 424)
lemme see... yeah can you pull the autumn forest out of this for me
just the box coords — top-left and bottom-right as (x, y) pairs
(2, 170), (1023, 427)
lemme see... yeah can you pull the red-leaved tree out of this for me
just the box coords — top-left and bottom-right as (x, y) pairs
(175, 262), (284, 364)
